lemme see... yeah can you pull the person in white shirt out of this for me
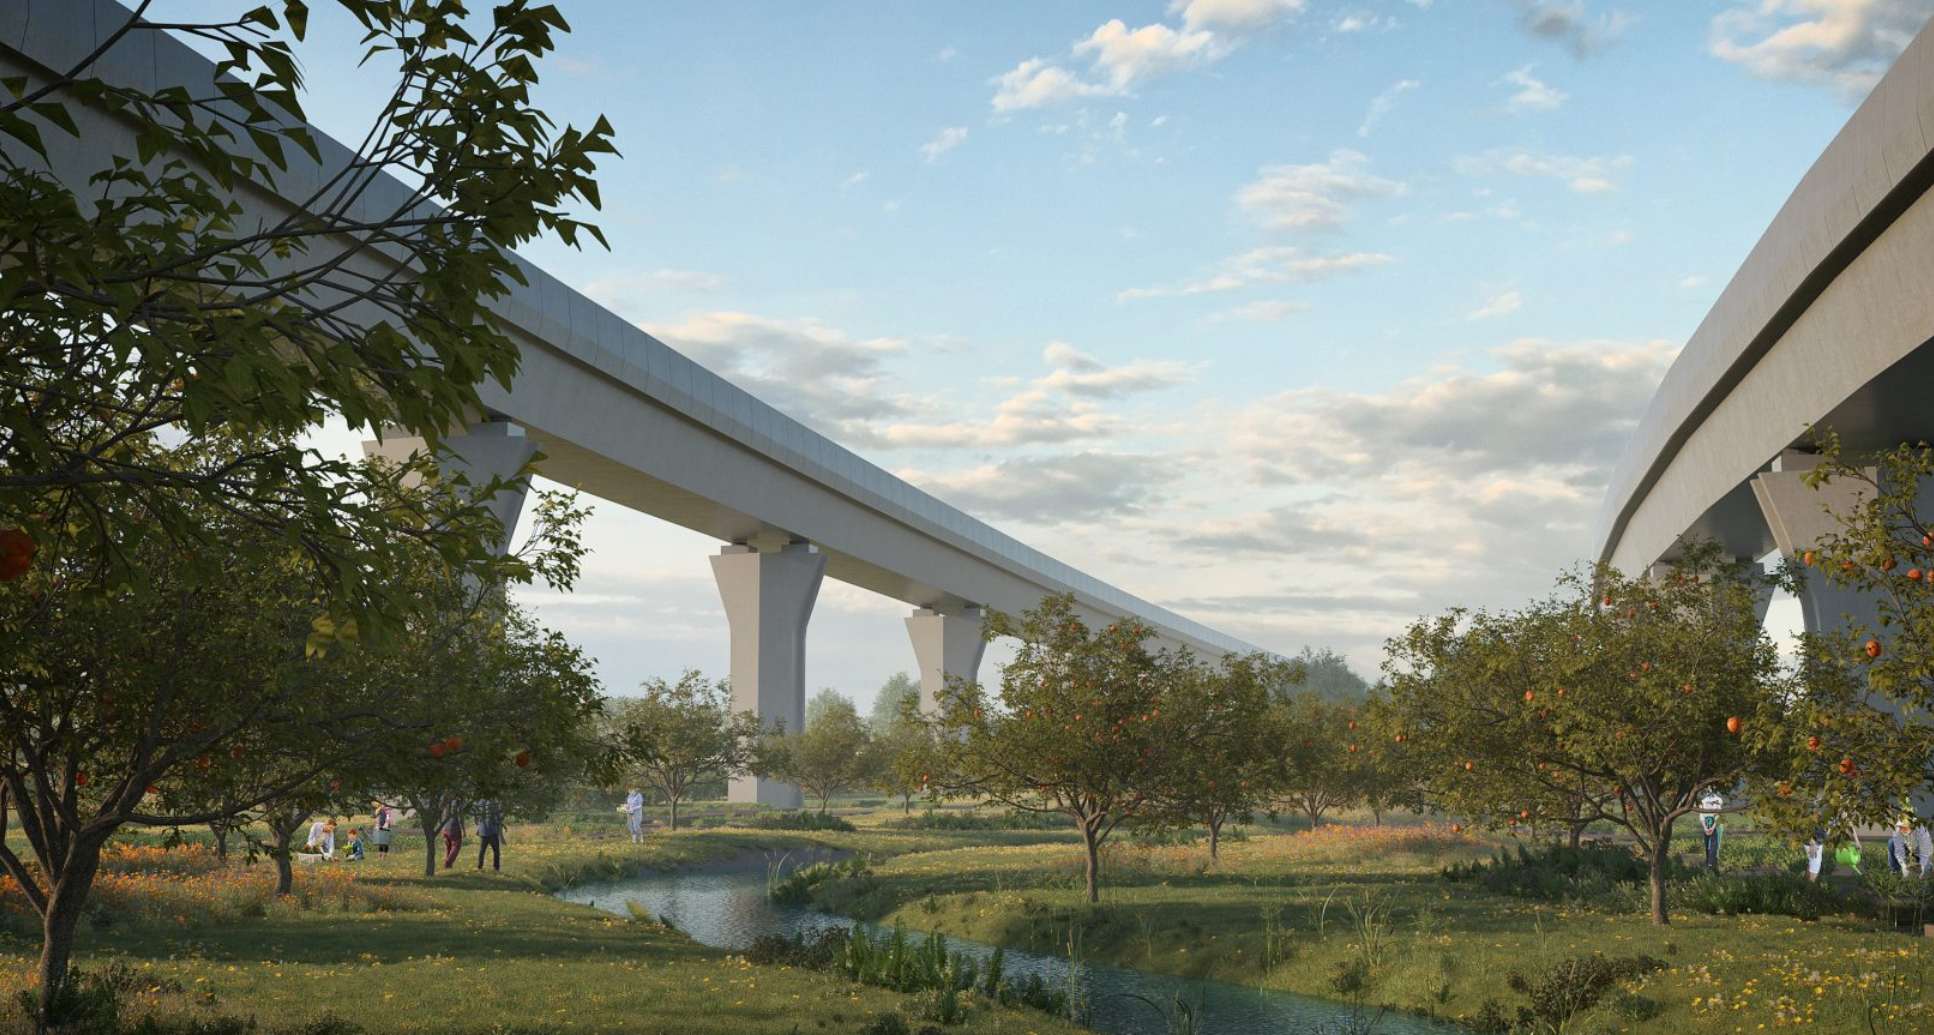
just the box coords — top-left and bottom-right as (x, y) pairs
(1915, 817), (1933, 878)
(1804, 829), (1824, 883)
(621, 788), (646, 843)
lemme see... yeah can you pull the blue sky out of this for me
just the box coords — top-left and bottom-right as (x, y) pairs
(204, 0), (1934, 711)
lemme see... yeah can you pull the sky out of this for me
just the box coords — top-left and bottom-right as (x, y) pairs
(174, 0), (1934, 713)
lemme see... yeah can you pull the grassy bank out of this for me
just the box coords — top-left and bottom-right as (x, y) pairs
(0, 824), (1088, 1035)
(804, 821), (1934, 1033)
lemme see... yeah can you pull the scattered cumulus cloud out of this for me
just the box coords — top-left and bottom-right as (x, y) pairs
(989, 0), (1304, 111)
(1499, 65), (1567, 111)
(1456, 149), (1633, 193)
(1467, 288), (1525, 321)
(1358, 79), (1421, 137)
(583, 269), (725, 316)
(1680, 274), (1710, 289)
(1515, 1), (1631, 56)
(1210, 299), (1316, 322)
(1235, 150), (1407, 232)
(900, 452), (1175, 523)
(1118, 246), (1394, 301)
(921, 126), (968, 162)
(1710, 0), (1934, 100)
(642, 311), (911, 430)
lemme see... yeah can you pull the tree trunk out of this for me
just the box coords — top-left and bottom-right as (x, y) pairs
(423, 818), (441, 877)
(210, 822), (230, 861)
(272, 824), (295, 897)
(35, 834), (107, 1016)
(1568, 821), (1586, 851)
(668, 794), (680, 832)
(816, 789), (831, 817)
(1305, 802), (1324, 829)
(1207, 815), (1222, 860)
(1646, 839), (1671, 926)
(1081, 822), (1102, 904)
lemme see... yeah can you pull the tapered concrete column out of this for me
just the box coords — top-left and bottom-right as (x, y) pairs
(1751, 450), (1881, 637)
(362, 420), (538, 555)
(712, 542), (826, 807)
(905, 607), (986, 715)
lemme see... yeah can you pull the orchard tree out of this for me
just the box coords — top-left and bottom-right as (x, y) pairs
(1152, 652), (1297, 858)
(1382, 546), (1885, 925)
(871, 672), (922, 732)
(1272, 693), (1363, 828)
(0, 0), (614, 630)
(766, 694), (875, 816)
(611, 671), (763, 830)
(929, 595), (1191, 903)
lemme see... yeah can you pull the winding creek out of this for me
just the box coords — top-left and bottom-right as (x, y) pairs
(556, 850), (1459, 1035)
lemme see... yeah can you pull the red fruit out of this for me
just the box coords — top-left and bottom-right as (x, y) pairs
(1394, 734), (1404, 743)
(1641, 661), (1652, 671)
(1556, 688), (1566, 698)
(1683, 683), (1695, 695)
(1451, 823), (1463, 833)
(1807, 735), (1821, 752)
(74, 772), (88, 787)
(1802, 550), (1816, 567)
(1867, 640), (1884, 659)
(1348, 744), (1359, 753)
(196, 755), (212, 770)
(1524, 690), (1535, 703)
(445, 735), (464, 753)
(1463, 761), (1475, 772)
(328, 780), (340, 791)
(145, 785), (159, 796)
(1348, 720), (1357, 731)
(1882, 557), (1898, 572)
(229, 744), (245, 760)
(1839, 757), (1855, 774)
(1726, 716), (1742, 734)
(428, 742), (447, 759)
(1519, 809), (1529, 819)
(515, 750), (532, 768)
(1842, 561), (1856, 573)
(1910, 569), (1925, 581)
(1779, 783), (1792, 797)
(0, 529), (34, 580)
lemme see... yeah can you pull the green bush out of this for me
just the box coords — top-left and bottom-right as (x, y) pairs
(1502, 953), (1664, 1034)
(1677, 870), (1851, 921)
(1443, 841), (1667, 904)
(768, 854), (873, 905)
(744, 811), (857, 832)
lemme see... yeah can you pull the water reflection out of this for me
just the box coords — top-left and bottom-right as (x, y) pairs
(556, 854), (1457, 1035)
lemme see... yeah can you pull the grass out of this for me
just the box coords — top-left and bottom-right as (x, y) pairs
(0, 821), (1088, 1035)
(796, 816), (1934, 1034)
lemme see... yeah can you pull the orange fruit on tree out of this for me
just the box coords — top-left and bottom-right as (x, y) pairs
(1910, 569), (1924, 581)
(515, 750), (532, 768)
(1726, 716), (1741, 734)
(74, 772), (88, 787)
(1807, 735), (1821, 751)
(0, 529), (32, 580)
(1867, 639), (1884, 659)
(428, 742), (447, 759)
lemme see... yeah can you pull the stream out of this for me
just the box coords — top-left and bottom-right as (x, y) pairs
(556, 849), (1459, 1035)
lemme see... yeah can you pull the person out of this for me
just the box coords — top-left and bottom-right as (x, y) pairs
(344, 828), (365, 862)
(1916, 817), (1933, 878)
(1699, 793), (1724, 871)
(372, 802), (393, 858)
(1888, 819), (1914, 876)
(1804, 828), (1825, 883)
(441, 809), (465, 870)
(305, 816), (329, 856)
(475, 799), (505, 872)
(621, 787), (645, 844)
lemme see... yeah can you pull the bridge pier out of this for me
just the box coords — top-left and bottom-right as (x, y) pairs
(362, 419), (537, 555)
(1751, 450), (1883, 638)
(905, 607), (986, 715)
(711, 542), (826, 808)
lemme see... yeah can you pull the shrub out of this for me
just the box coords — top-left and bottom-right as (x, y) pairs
(1502, 953), (1664, 1034)
(1677, 870), (1850, 921)
(744, 811), (856, 832)
(882, 810), (1071, 832)
(768, 854), (872, 905)
(1442, 842), (1664, 904)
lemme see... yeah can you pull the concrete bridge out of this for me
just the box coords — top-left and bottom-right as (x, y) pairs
(1595, 14), (1934, 640)
(1, 1), (1267, 806)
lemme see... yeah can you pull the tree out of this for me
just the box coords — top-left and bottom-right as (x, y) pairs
(0, 1), (615, 630)
(767, 695), (875, 816)
(806, 688), (857, 733)
(879, 721), (943, 815)
(929, 595), (1191, 903)
(1150, 653), (1296, 859)
(870, 672), (922, 733)
(611, 671), (763, 831)
(1294, 647), (1371, 704)
(1381, 547), (1868, 925)
(1272, 693), (1362, 829)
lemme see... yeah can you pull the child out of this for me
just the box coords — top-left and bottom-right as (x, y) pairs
(1804, 828), (1824, 883)
(345, 828), (365, 862)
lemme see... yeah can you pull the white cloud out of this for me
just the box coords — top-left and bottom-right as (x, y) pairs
(1499, 65), (1567, 112)
(989, 0), (1303, 111)
(1171, 0), (1306, 33)
(1118, 246), (1394, 300)
(990, 58), (1112, 112)
(1680, 274), (1710, 289)
(1515, 1), (1631, 56)
(936, 45), (959, 62)
(1358, 79), (1420, 137)
(1076, 19), (1228, 90)
(1210, 299), (1315, 322)
(1456, 149), (1633, 193)
(921, 126), (968, 162)
(1467, 288), (1525, 321)
(842, 170), (871, 190)
(1235, 150), (1407, 232)
(901, 452), (1175, 523)
(583, 269), (726, 316)
(1038, 342), (1194, 396)
(1711, 0), (1934, 100)
(642, 311), (911, 430)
